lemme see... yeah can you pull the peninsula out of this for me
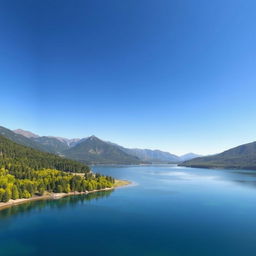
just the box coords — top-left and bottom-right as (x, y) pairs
(0, 134), (130, 210)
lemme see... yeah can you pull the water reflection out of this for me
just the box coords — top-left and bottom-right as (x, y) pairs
(155, 168), (256, 189)
(0, 190), (113, 220)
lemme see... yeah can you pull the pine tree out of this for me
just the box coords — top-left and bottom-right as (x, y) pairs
(11, 185), (19, 200)
(2, 190), (11, 202)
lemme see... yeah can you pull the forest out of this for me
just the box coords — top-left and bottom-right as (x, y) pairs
(0, 135), (115, 202)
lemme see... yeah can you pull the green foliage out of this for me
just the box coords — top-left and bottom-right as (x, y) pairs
(0, 136), (115, 202)
(2, 189), (11, 202)
(11, 185), (19, 200)
(0, 167), (114, 202)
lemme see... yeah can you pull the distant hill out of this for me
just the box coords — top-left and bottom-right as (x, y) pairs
(179, 153), (202, 162)
(108, 142), (199, 163)
(120, 148), (180, 163)
(13, 129), (81, 148)
(180, 141), (256, 170)
(0, 126), (48, 152)
(63, 136), (142, 164)
(13, 129), (39, 138)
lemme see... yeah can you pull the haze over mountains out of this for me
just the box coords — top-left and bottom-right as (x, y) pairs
(10, 127), (200, 164)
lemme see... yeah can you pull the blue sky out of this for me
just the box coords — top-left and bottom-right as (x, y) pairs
(0, 0), (256, 155)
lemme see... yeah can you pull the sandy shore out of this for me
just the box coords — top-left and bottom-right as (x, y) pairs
(0, 179), (131, 211)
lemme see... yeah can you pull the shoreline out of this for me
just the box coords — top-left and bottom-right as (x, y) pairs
(0, 179), (131, 211)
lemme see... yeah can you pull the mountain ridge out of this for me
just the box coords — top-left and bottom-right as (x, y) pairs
(13, 129), (39, 138)
(11, 128), (200, 164)
(180, 141), (256, 170)
(0, 126), (49, 152)
(63, 136), (142, 164)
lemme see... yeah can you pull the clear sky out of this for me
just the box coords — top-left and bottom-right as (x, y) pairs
(0, 0), (255, 155)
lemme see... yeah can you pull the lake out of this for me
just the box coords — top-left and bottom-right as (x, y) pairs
(1, 165), (256, 256)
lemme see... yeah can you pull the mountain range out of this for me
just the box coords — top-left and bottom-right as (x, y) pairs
(2, 126), (256, 169)
(180, 141), (256, 170)
(3, 127), (200, 164)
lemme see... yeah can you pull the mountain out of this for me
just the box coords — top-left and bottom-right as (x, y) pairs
(13, 129), (82, 153)
(0, 126), (48, 152)
(179, 153), (202, 162)
(0, 134), (90, 173)
(47, 137), (81, 147)
(11, 126), (200, 164)
(63, 136), (142, 164)
(180, 141), (256, 170)
(32, 136), (70, 153)
(108, 142), (200, 163)
(13, 129), (39, 138)
(120, 148), (180, 163)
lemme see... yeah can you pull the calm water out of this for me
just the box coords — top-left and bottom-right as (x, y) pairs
(1, 165), (256, 256)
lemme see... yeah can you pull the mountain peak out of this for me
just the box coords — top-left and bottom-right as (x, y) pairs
(63, 134), (141, 164)
(13, 129), (39, 138)
(88, 135), (100, 141)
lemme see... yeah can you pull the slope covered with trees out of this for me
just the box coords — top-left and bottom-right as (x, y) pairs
(63, 136), (142, 164)
(0, 126), (48, 152)
(0, 135), (114, 202)
(180, 141), (256, 170)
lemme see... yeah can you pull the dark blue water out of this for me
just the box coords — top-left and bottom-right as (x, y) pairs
(1, 165), (256, 256)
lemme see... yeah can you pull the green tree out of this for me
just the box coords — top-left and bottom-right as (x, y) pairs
(21, 190), (31, 199)
(11, 185), (19, 200)
(0, 188), (5, 202)
(2, 189), (11, 202)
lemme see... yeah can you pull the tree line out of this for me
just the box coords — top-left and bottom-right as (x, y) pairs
(0, 135), (115, 202)
(0, 168), (114, 202)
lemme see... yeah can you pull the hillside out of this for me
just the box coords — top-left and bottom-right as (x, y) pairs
(32, 136), (70, 153)
(13, 129), (39, 138)
(108, 142), (199, 163)
(63, 136), (142, 164)
(0, 126), (48, 152)
(0, 135), (90, 173)
(179, 153), (202, 162)
(180, 141), (256, 170)
(13, 129), (81, 152)
(0, 135), (114, 202)
(120, 148), (180, 163)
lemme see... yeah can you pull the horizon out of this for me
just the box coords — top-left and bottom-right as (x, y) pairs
(1, 0), (256, 155)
